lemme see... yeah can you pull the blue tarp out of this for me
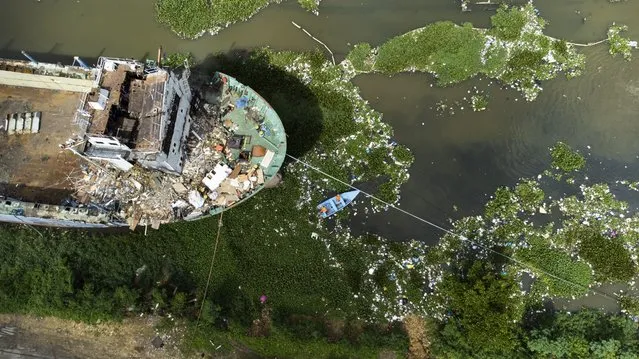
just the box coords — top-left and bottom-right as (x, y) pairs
(236, 96), (249, 108)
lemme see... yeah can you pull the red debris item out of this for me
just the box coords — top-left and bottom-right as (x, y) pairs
(215, 144), (224, 152)
(260, 295), (267, 304)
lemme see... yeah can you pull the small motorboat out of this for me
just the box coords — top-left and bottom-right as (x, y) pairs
(317, 190), (360, 218)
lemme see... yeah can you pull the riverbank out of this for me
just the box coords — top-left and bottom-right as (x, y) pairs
(0, 314), (184, 359)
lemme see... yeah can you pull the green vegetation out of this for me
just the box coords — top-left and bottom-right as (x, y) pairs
(526, 310), (639, 358)
(0, 215), (407, 357)
(347, 43), (375, 73)
(343, 3), (586, 101)
(155, 0), (322, 39)
(619, 295), (639, 316)
(608, 24), (633, 60)
(375, 21), (486, 86)
(250, 49), (413, 207)
(517, 237), (593, 297)
(550, 142), (586, 172)
(574, 227), (636, 282)
(489, 3), (534, 41)
(432, 261), (525, 358)
(162, 51), (194, 68)
(297, 0), (321, 12)
(424, 142), (639, 356)
(470, 94), (488, 111)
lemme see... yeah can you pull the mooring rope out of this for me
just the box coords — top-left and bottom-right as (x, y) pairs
(197, 210), (224, 324)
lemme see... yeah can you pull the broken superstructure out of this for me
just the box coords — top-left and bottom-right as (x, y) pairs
(0, 56), (287, 229)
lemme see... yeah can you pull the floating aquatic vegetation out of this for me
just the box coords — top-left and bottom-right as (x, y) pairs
(257, 49), (413, 208)
(297, 0), (321, 14)
(550, 142), (586, 172)
(318, 226), (430, 321)
(619, 295), (639, 316)
(424, 142), (639, 313)
(573, 226), (637, 282)
(342, 3), (586, 102)
(470, 94), (488, 112)
(156, 0), (323, 39)
(162, 52), (194, 68)
(608, 24), (633, 61)
(346, 43), (375, 73)
(516, 237), (593, 298)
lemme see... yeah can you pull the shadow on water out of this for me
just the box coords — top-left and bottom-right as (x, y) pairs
(47, 42), (62, 55)
(2, 38), (14, 51)
(139, 52), (150, 62)
(194, 49), (323, 158)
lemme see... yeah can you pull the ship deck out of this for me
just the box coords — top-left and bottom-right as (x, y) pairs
(0, 85), (83, 204)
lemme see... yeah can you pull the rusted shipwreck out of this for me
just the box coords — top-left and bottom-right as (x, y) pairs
(0, 56), (286, 229)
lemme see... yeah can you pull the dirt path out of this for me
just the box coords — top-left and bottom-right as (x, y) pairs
(0, 314), (186, 359)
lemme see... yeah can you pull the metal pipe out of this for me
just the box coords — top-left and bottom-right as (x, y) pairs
(20, 50), (37, 65)
(73, 56), (90, 70)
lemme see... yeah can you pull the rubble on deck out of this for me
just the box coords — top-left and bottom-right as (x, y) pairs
(71, 113), (268, 230)
(67, 72), (278, 230)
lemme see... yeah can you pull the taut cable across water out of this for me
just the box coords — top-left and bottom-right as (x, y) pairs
(286, 153), (622, 303)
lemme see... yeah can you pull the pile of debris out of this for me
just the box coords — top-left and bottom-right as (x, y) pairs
(72, 163), (179, 229)
(70, 115), (267, 230)
(177, 119), (267, 219)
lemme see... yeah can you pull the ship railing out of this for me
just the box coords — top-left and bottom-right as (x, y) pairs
(92, 56), (105, 88)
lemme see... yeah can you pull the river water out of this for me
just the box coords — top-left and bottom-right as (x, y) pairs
(1, 0), (638, 309)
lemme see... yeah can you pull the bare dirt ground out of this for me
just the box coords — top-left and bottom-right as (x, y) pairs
(0, 314), (187, 359)
(0, 85), (83, 204)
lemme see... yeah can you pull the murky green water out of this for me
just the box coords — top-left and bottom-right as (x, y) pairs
(1, 0), (638, 309)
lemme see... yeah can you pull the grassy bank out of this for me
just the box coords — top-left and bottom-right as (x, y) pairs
(0, 182), (419, 357)
(0, 48), (420, 357)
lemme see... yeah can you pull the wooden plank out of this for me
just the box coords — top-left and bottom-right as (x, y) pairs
(229, 164), (242, 179)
